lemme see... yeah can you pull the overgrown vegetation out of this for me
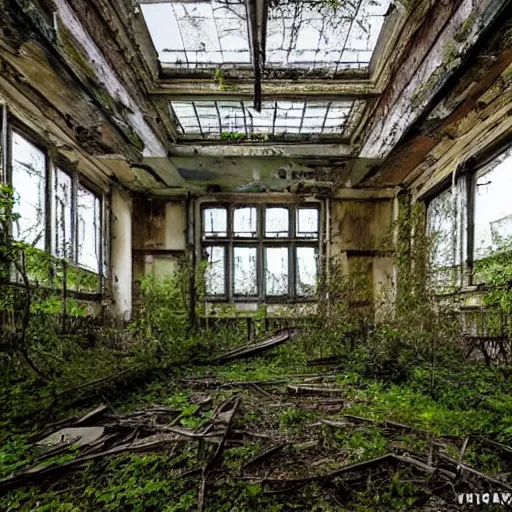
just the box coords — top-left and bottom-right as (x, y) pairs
(1, 190), (512, 510)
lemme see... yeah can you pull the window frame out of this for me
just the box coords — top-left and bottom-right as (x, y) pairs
(198, 200), (323, 303)
(424, 138), (512, 292)
(3, 114), (106, 294)
(169, 99), (366, 142)
(143, 0), (397, 77)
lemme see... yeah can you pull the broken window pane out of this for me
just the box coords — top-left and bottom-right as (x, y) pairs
(203, 208), (227, 238)
(427, 184), (464, 290)
(266, 0), (391, 70)
(170, 100), (362, 138)
(265, 208), (289, 238)
(77, 185), (101, 273)
(233, 246), (257, 295)
(205, 245), (225, 295)
(52, 168), (73, 260)
(296, 208), (319, 238)
(11, 133), (46, 249)
(141, 1), (250, 68)
(296, 247), (317, 296)
(265, 247), (288, 296)
(233, 207), (257, 237)
(474, 149), (512, 260)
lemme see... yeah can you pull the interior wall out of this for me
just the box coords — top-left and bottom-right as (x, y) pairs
(111, 187), (133, 320)
(330, 198), (395, 302)
(132, 195), (187, 306)
(128, 191), (399, 317)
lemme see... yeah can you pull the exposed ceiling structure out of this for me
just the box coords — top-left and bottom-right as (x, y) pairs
(0, 0), (510, 194)
(141, 0), (391, 72)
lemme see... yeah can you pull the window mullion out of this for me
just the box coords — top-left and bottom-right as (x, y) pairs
(290, 207), (295, 298)
(1, 104), (7, 183)
(72, 172), (78, 265)
(466, 172), (475, 286)
(228, 206), (233, 300)
(258, 205), (263, 301)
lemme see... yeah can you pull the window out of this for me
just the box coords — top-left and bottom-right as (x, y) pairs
(474, 151), (512, 260)
(11, 132), (46, 249)
(201, 204), (320, 301)
(77, 185), (101, 273)
(426, 144), (512, 291)
(52, 168), (73, 260)
(8, 128), (103, 285)
(427, 185), (463, 290)
(170, 100), (364, 139)
(142, 0), (391, 71)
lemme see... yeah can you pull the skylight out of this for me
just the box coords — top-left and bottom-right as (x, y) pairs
(170, 100), (364, 138)
(141, 1), (250, 68)
(267, 0), (392, 70)
(141, 0), (391, 71)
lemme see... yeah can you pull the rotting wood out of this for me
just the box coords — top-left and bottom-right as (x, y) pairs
(213, 330), (292, 363)
(480, 437), (512, 457)
(437, 453), (512, 492)
(0, 437), (180, 493)
(198, 395), (241, 512)
(287, 385), (344, 396)
(250, 383), (274, 397)
(243, 453), (397, 486)
(243, 443), (288, 470)
(74, 405), (109, 425)
(343, 414), (428, 436)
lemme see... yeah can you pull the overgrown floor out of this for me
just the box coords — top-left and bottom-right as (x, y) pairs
(1, 344), (512, 511)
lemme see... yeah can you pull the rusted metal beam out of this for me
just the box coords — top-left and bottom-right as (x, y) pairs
(246, 0), (262, 111)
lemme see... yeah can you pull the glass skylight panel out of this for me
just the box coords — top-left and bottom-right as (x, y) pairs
(266, 0), (391, 70)
(141, 1), (251, 68)
(218, 102), (247, 134)
(172, 102), (201, 133)
(170, 100), (362, 138)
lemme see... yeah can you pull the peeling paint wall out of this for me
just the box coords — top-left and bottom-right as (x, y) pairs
(129, 190), (398, 317)
(132, 195), (187, 297)
(360, 0), (509, 161)
(111, 187), (132, 320)
(330, 198), (394, 301)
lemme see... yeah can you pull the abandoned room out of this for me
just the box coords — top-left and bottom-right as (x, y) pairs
(1, 0), (512, 509)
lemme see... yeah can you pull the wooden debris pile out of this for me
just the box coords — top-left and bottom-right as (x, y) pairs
(2, 373), (512, 509)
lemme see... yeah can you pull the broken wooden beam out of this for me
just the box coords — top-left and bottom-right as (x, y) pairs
(212, 329), (292, 363)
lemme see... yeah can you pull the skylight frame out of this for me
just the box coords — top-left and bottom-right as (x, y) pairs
(140, 0), (253, 70)
(169, 99), (366, 140)
(140, 0), (393, 75)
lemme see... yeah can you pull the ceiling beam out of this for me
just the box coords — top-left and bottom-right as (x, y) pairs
(359, 0), (510, 162)
(170, 143), (355, 158)
(150, 79), (379, 99)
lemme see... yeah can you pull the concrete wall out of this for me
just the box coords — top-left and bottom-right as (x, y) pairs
(132, 195), (188, 298)
(111, 187), (133, 320)
(330, 198), (395, 302)
(128, 192), (398, 316)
